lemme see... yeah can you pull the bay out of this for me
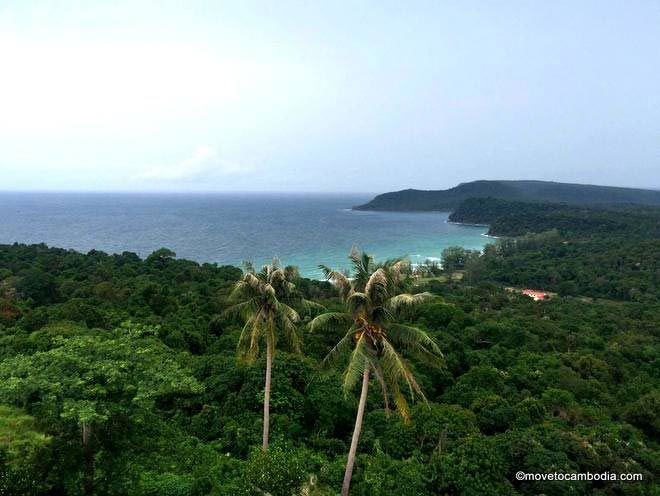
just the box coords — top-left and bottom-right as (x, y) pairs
(0, 192), (488, 278)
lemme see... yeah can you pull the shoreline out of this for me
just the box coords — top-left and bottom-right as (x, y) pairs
(446, 219), (499, 239)
(445, 220), (489, 228)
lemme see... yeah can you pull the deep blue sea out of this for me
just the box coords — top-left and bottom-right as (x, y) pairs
(0, 192), (488, 278)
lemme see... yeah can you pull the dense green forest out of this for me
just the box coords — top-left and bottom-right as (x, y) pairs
(448, 199), (660, 301)
(354, 180), (660, 211)
(0, 200), (658, 495)
(449, 198), (660, 237)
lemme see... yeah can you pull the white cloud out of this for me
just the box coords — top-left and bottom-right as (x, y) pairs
(134, 145), (252, 181)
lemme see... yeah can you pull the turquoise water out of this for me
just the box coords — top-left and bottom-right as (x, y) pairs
(0, 192), (488, 278)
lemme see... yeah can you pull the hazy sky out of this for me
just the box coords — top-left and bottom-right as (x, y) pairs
(1, 1), (658, 192)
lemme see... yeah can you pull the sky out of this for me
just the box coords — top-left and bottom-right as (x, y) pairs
(0, 1), (659, 193)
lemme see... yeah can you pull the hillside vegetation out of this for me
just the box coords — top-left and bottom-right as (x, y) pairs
(448, 199), (660, 301)
(0, 200), (659, 495)
(449, 198), (660, 237)
(354, 180), (660, 211)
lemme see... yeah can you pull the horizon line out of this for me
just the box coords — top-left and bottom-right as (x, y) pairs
(0, 189), (378, 195)
(1, 179), (659, 195)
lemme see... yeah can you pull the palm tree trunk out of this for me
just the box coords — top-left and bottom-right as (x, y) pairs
(262, 340), (272, 450)
(82, 422), (93, 496)
(341, 363), (370, 496)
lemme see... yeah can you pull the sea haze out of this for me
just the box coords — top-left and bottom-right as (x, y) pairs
(0, 192), (488, 278)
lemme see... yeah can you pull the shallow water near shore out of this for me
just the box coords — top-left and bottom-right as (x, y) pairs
(0, 192), (488, 278)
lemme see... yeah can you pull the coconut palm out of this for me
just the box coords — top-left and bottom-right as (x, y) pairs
(227, 259), (310, 449)
(310, 250), (443, 496)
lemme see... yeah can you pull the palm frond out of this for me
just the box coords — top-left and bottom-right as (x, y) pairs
(377, 256), (405, 270)
(380, 257), (413, 292)
(276, 304), (302, 353)
(298, 299), (326, 316)
(388, 378), (411, 422)
(346, 292), (369, 315)
(386, 292), (435, 314)
(365, 268), (389, 306)
(273, 314), (302, 353)
(320, 326), (357, 369)
(380, 339), (425, 401)
(370, 305), (393, 327)
(405, 344), (446, 369)
(349, 244), (361, 262)
(389, 259), (410, 274)
(284, 265), (300, 280)
(228, 280), (249, 301)
(387, 324), (443, 357)
(243, 272), (263, 292)
(351, 252), (372, 291)
(308, 312), (352, 334)
(319, 264), (352, 298)
(222, 298), (259, 321)
(370, 362), (390, 414)
(258, 264), (271, 280)
(237, 315), (263, 364)
(341, 334), (370, 396)
(269, 267), (287, 288)
(275, 301), (300, 323)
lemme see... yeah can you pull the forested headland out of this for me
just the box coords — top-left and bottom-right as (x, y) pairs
(0, 199), (658, 495)
(354, 180), (660, 211)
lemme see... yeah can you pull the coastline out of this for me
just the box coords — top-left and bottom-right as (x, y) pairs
(446, 219), (499, 239)
(445, 220), (489, 228)
(2, 194), (490, 279)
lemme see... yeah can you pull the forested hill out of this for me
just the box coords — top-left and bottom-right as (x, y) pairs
(354, 180), (660, 211)
(447, 198), (660, 300)
(448, 197), (660, 237)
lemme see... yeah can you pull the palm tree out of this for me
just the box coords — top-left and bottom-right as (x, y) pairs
(310, 250), (443, 496)
(227, 259), (308, 450)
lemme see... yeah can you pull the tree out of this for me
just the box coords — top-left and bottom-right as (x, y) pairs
(0, 405), (51, 495)
(146, 248), (176, 268)
(241, 445), (310, 496)
(226, 259), (309, 450)
(437, 434), (515, 496)
(16, 269), (57, 305)
(623, 391), (660, 436)
(310, 250), (443, 496)
(0, 323), (202, 495)
(441, 246), (480, 273)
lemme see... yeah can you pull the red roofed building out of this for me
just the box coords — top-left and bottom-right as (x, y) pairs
(522, 289), (548, 301)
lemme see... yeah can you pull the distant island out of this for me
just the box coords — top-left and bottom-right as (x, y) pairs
(354, 180), (660, 211)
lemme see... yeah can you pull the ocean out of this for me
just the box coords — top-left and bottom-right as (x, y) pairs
(0, 192), (489, 278)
